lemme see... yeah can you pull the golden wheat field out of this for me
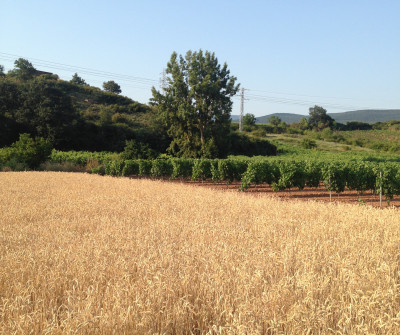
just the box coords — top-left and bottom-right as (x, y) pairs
(1, 172), (400, 334)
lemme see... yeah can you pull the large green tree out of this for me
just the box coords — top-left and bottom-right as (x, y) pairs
(8, 58), (36, 80)
(267, 115), (281, 126)
(308, 105), (334, 129)
(103, 80), (122, 94)
(151, 50), (239, 158)
(70, 73), (87, 86)
(243, 113), (256, 126)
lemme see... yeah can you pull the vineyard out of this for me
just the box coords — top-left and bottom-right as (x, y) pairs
(50, 150), (400, 203)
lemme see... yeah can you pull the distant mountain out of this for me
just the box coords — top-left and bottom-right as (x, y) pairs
(328, 110), (400, 123)
(232, 109), (400, 124)
(256, 113), (306, 124)
(231, 113), (306, 124)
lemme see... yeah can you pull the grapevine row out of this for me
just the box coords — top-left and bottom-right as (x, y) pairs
(87, 157), (400, 202)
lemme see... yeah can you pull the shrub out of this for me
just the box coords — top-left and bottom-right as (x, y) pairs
(300, 138), (317, 149)
(1, 134), (52, 169)
(121, 139), (159, 160)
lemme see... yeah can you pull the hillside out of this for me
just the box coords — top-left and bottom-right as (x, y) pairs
(329, 109), (400, 123)
(256, 113), (306, 124)
(232, 109), (400, 124)
(0, 73), (166, 152)
(0, 68), (276, 159)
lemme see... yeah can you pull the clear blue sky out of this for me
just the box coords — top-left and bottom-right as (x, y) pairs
(1, 0), (399, 117)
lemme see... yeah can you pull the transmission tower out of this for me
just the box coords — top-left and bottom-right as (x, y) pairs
(159, 69), (166, 93)
(239, 88), (245, 132)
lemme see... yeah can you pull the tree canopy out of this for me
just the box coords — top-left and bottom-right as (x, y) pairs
(267, 115), (281, 126)
(151, 50), (239, 158)
(243, 113), (256, 126)
(8, 58), (36, 80)
(308, 105), (334, 129)
(103, 80), (122, 94)
(70, 73), (87, 85)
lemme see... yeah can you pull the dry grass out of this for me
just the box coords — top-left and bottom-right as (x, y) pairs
(1, 172), (400, 334)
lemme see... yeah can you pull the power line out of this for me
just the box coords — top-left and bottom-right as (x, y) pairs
(0, 52), (158, 86)
(247, 88), (356, 101)
(0, 51), (389, 111)
(234, 91), (381, 111)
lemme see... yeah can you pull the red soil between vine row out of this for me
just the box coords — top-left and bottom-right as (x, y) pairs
(167, 179), (400, 208)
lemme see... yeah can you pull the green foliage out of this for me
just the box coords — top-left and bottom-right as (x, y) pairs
(121, 160), (139, 176)
(150, 159), (173, 178)
(8, 58), (36, 80)
(243, 113), (256, 126)
(241, 161), (278, 190)
(150, 159), (169, 178)
(70, 73), (87, 85)
(217, 159), (248, 184)
(321, 162), (348, 193)
(298, 117), (309, 130)
(267, 115), (281, 126)
(308, 105), (334, 129)
(192, 159), (212, 181)
(273, 161), (307, 191)
(171, 159), (193, 179)
(6, 76), (78, 146)
(0, 133), (52, 169)
(104, 160), (124, 176)
(228, 132), (277, 156)
(345, 121), (372, 131)
(346, 162), (376, 192)
(90, 164), (105, 175)
(300, 138), (317, 149)
(0, 58), (165, 152)
(121, 139), (159, 160)
(151, 50), (239, 158)
(44, 148), (400, 202)
(50, 150), (118, 165)
(138, 160), (152, 177)
(304, 160), (322, 188)
(374, 164), (400, 201)
(103, 80), (122, 94)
